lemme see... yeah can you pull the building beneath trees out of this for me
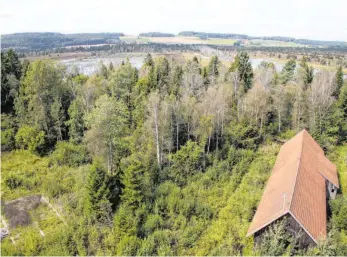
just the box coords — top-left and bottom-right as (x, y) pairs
(247, 129), (339, 246)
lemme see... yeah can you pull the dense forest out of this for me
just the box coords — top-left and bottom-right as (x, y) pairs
(1, 48), (347, 256)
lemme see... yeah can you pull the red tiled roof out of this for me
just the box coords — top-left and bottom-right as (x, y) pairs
(247, 129), (339, 243)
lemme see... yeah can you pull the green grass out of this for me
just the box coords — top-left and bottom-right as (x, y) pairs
(120, 36), (150, 43)
(29, 204), (64, 231)
(1, 151), (50, 201)
(120, 36), (237, 45)
(1, 150), (87, 202)
(328, 145), (347, 194)
(206, 38), (237, 45)
(1, 151), (76, 256)
(249, 39), (306, 48)
(120, 35), (311, 47)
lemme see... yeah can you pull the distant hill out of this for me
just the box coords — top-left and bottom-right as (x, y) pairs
(179, 31), (249, 39)
(139, 32), (175, 37)
(178, 31), (347, 47)
(2, 31), (346, 52)
(1, 32), (124, 51)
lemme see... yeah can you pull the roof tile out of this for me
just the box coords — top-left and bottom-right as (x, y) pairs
(247, 129), (338, 243)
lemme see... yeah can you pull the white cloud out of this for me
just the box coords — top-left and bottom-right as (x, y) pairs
(0, 0), (346, 41)
(0, 11), (13, 18)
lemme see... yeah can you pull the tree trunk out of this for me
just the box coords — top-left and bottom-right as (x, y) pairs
(108, 143), (113, 174)
(278, 110), (281, 132)
(176, 121), (179, 151)
(154, 106), (161, 168)
(207, 135), (211, 154)
(216, 112), (220, 150)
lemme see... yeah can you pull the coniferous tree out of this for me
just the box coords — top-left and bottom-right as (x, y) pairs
(334, 66), (344, 98)
(280, 59), (296, 84)
(66, 97), (85, 143)
(299, 57), (314, 89)
(109, 59), (138, 127)
(202, 66), (210, 89)
(230, 52), (253, 92)
(86, 159), (112, 224)
(155, 57), (170, 92)
(1, 49), (22, 113)
(144, 54), (157, 91)
(109, 62), (114, 72)
(144, 53), (154, 67)
(171, 65), (183, 96)
(50, 97), (65, 141)
(121, 156), (144, 209)
(207, 56), (219, 84)
(338, 82), (347, 117)
(336, 82), (347, 141)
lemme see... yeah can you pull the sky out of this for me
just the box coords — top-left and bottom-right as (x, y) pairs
(0, 0), (346, 41)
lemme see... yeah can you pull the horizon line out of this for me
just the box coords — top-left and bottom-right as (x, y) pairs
(2, 31), (346, 44)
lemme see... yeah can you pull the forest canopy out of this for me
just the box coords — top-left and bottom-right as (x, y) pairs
(1, 49), (347, 256)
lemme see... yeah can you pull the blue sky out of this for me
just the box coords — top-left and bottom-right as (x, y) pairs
(0, 0), (346, 41)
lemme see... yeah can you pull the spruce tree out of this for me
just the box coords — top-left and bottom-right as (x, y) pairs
(299, 57), (314, 89)
(334, 66), (344, 98)
(66, 97), (85, 143)
(207, 56), (219, 84)
(121, 156), (143, 209)
(338, 82), (347, 118)
(144, 53), (154, 67)
(171, 65), (183, 96)
(202, 66), (210, 89)
(337, 83), (347, 141)
(280, 59), (296, 84)
(1, 49), (22, 113)
(86, 159), (112, 223)
(230, 52), (253, 91)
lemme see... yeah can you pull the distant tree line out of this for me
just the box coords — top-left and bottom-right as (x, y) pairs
(179, 31), (249, 39)
(1, 32), (124, 51)
(3, 32), (347, 55)
(139, 32), (175, 37)
(178, 31), (347, 47)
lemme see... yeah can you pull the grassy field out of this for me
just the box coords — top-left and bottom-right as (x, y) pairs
(120, 35), (309, 47)
(249, 39), (306, 48)
(121, 36), (237, 45)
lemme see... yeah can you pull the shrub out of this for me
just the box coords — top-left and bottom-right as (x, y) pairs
(143, 214), (162, 234)
(5, 173), (23, 189)
(116, 235), (140, 256)
(15, 125), (45, 152)
(1, 114), (16, 151)
(329, 195), (347, 231)
(169, 140), (203, 185)
(49, 141), (90, 167)
(254, 218), (293, 256)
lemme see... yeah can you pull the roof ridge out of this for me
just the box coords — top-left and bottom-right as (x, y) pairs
(288, 210), (318, 244)
(288, 130), (305, 212)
